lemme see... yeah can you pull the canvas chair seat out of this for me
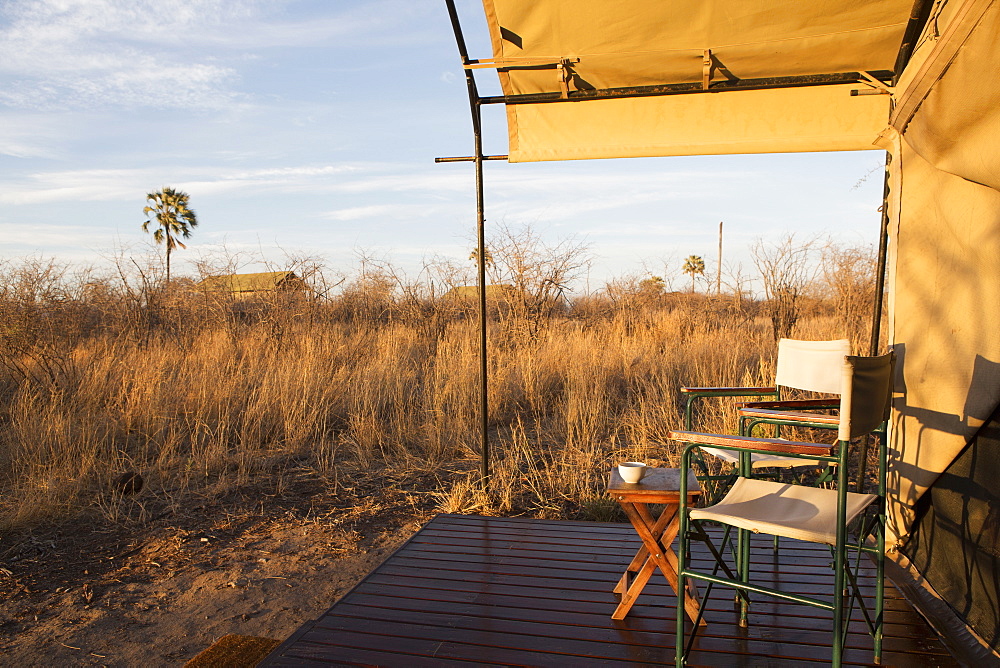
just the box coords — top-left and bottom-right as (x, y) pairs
(690, 477), (878, 546)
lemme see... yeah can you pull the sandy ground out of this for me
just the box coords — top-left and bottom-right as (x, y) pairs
(0, 464), (448, 666)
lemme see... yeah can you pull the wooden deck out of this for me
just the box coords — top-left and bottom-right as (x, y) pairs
(261, 514), (957, 666)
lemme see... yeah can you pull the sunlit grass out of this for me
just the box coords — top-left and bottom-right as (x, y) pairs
(0, 252), (872, 529)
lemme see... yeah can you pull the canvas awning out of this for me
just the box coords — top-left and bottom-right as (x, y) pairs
(476, 0), (914, 161)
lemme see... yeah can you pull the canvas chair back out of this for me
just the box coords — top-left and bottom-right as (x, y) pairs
(838, 352), (895, 441)
(774, 338), (851, 394)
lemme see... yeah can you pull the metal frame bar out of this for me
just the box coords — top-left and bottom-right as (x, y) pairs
(479, 71), (894, 106)
(435, 155), (508, 163)
(871, 0), (933, 356)
(444, 0), (490, 482)
(893, 0), (938, 86)
(870, 154), (892, 356)
(683, 388), (779, 431)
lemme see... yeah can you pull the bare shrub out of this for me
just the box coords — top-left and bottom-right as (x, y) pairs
(484, 223), (591, 334)
(0, 258), (101, 391)
(331, 268), (396, 324)
(819, 242), (877, 352)
(0, 236), (871, 532)
(751, 234), (818, 341)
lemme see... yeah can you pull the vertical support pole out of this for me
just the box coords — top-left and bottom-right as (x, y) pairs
(862, 153), (892, 496)
(738, 449), (751, 626)
(875, 429), (887, 662)
(474, 105), (490, 483)
(717, 221), (723, 295)
(870, 153), (892, 356)
(445, 0), (489, 482)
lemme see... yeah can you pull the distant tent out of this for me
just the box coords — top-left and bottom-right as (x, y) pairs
(443, 284), (517, 300)
(197, 271), (309, 298)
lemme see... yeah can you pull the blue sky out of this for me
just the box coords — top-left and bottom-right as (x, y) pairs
(0, 0), (886, 290)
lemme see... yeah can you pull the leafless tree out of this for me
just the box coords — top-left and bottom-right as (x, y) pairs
(819, 242), (877, 351)
(483, 222), (592, 329)
(751, 234), (818, 341)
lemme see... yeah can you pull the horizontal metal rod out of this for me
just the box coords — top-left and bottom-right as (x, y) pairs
(435, 155), (509, 163)
(480, 70), (894, 105)
(682, 570), (836, 610)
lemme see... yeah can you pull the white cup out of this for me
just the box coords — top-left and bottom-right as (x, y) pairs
(618, 462), (647, 484)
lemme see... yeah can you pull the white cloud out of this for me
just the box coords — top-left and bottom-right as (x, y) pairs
(2, 1), (268, 43)
(0, 114), (72, 158)
(0, 162), (461, 206)
(168, 1), (443, 49)
(0, 222), (128, 269)
(0, 169), (143, 205)
(0, 0), (442, 112)
(324, 204), (412, 222)
(0, 0), (264, 110)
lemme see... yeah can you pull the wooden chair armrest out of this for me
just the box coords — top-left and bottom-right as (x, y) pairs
(679, 386), (777, 396)
(668, 430), (833, 456)
(736, 408), (840, 425)
(736, 398), (838, 410)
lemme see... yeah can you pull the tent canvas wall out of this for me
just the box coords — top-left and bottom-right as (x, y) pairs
(443, 0), (1000, 659)
(881, 0), (1000, 657)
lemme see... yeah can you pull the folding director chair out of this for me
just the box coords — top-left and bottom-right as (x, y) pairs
(670, 351), (895, 667)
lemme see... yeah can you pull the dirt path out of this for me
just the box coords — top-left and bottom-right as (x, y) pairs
(0, 465), (446, 666)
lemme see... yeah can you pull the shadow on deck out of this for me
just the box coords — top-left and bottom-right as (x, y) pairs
(260, 514), (956, 666)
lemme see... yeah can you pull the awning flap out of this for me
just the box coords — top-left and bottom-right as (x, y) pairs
(506, 85), (890, 162)
(481, 0), (911, 160)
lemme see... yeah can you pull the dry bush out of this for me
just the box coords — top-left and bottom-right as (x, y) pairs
(0, 245), (862, 530)
(819, 242), (877, 352)
(751, 234), (818, 341)
(483, 222), (591, 333)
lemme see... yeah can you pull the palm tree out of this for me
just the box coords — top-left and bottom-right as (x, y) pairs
(682, 255), (705, 292)
(468, 246), (494, 269)
(142, 187), (198, 282)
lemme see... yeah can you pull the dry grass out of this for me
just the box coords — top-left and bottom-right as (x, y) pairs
(0, 256), (871, 531)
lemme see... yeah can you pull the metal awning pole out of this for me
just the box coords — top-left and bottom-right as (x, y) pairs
(473, 106), (489, 483)
(444, 0), (490, 482)
(861, 0), (933, 487)
(870, 0), (934, 355)
(870, 154), (891, 356)
(859, 152), (892, 497)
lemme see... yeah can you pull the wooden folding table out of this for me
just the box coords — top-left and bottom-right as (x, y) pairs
(607, 467), (705, 625)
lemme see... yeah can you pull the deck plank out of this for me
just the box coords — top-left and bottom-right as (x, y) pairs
(261, 514), (957, 667)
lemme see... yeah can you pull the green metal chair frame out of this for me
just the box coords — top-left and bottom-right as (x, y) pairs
(737, 397), (888, 490)
(737, 397), (841, 437)
(671, 351), (894, 667)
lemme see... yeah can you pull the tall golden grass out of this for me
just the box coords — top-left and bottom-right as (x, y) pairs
(0, 254), (873, 530)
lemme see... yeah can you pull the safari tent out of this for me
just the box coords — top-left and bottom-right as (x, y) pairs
(197, 271), (309, 298)
(441, 0), (1000, 662)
